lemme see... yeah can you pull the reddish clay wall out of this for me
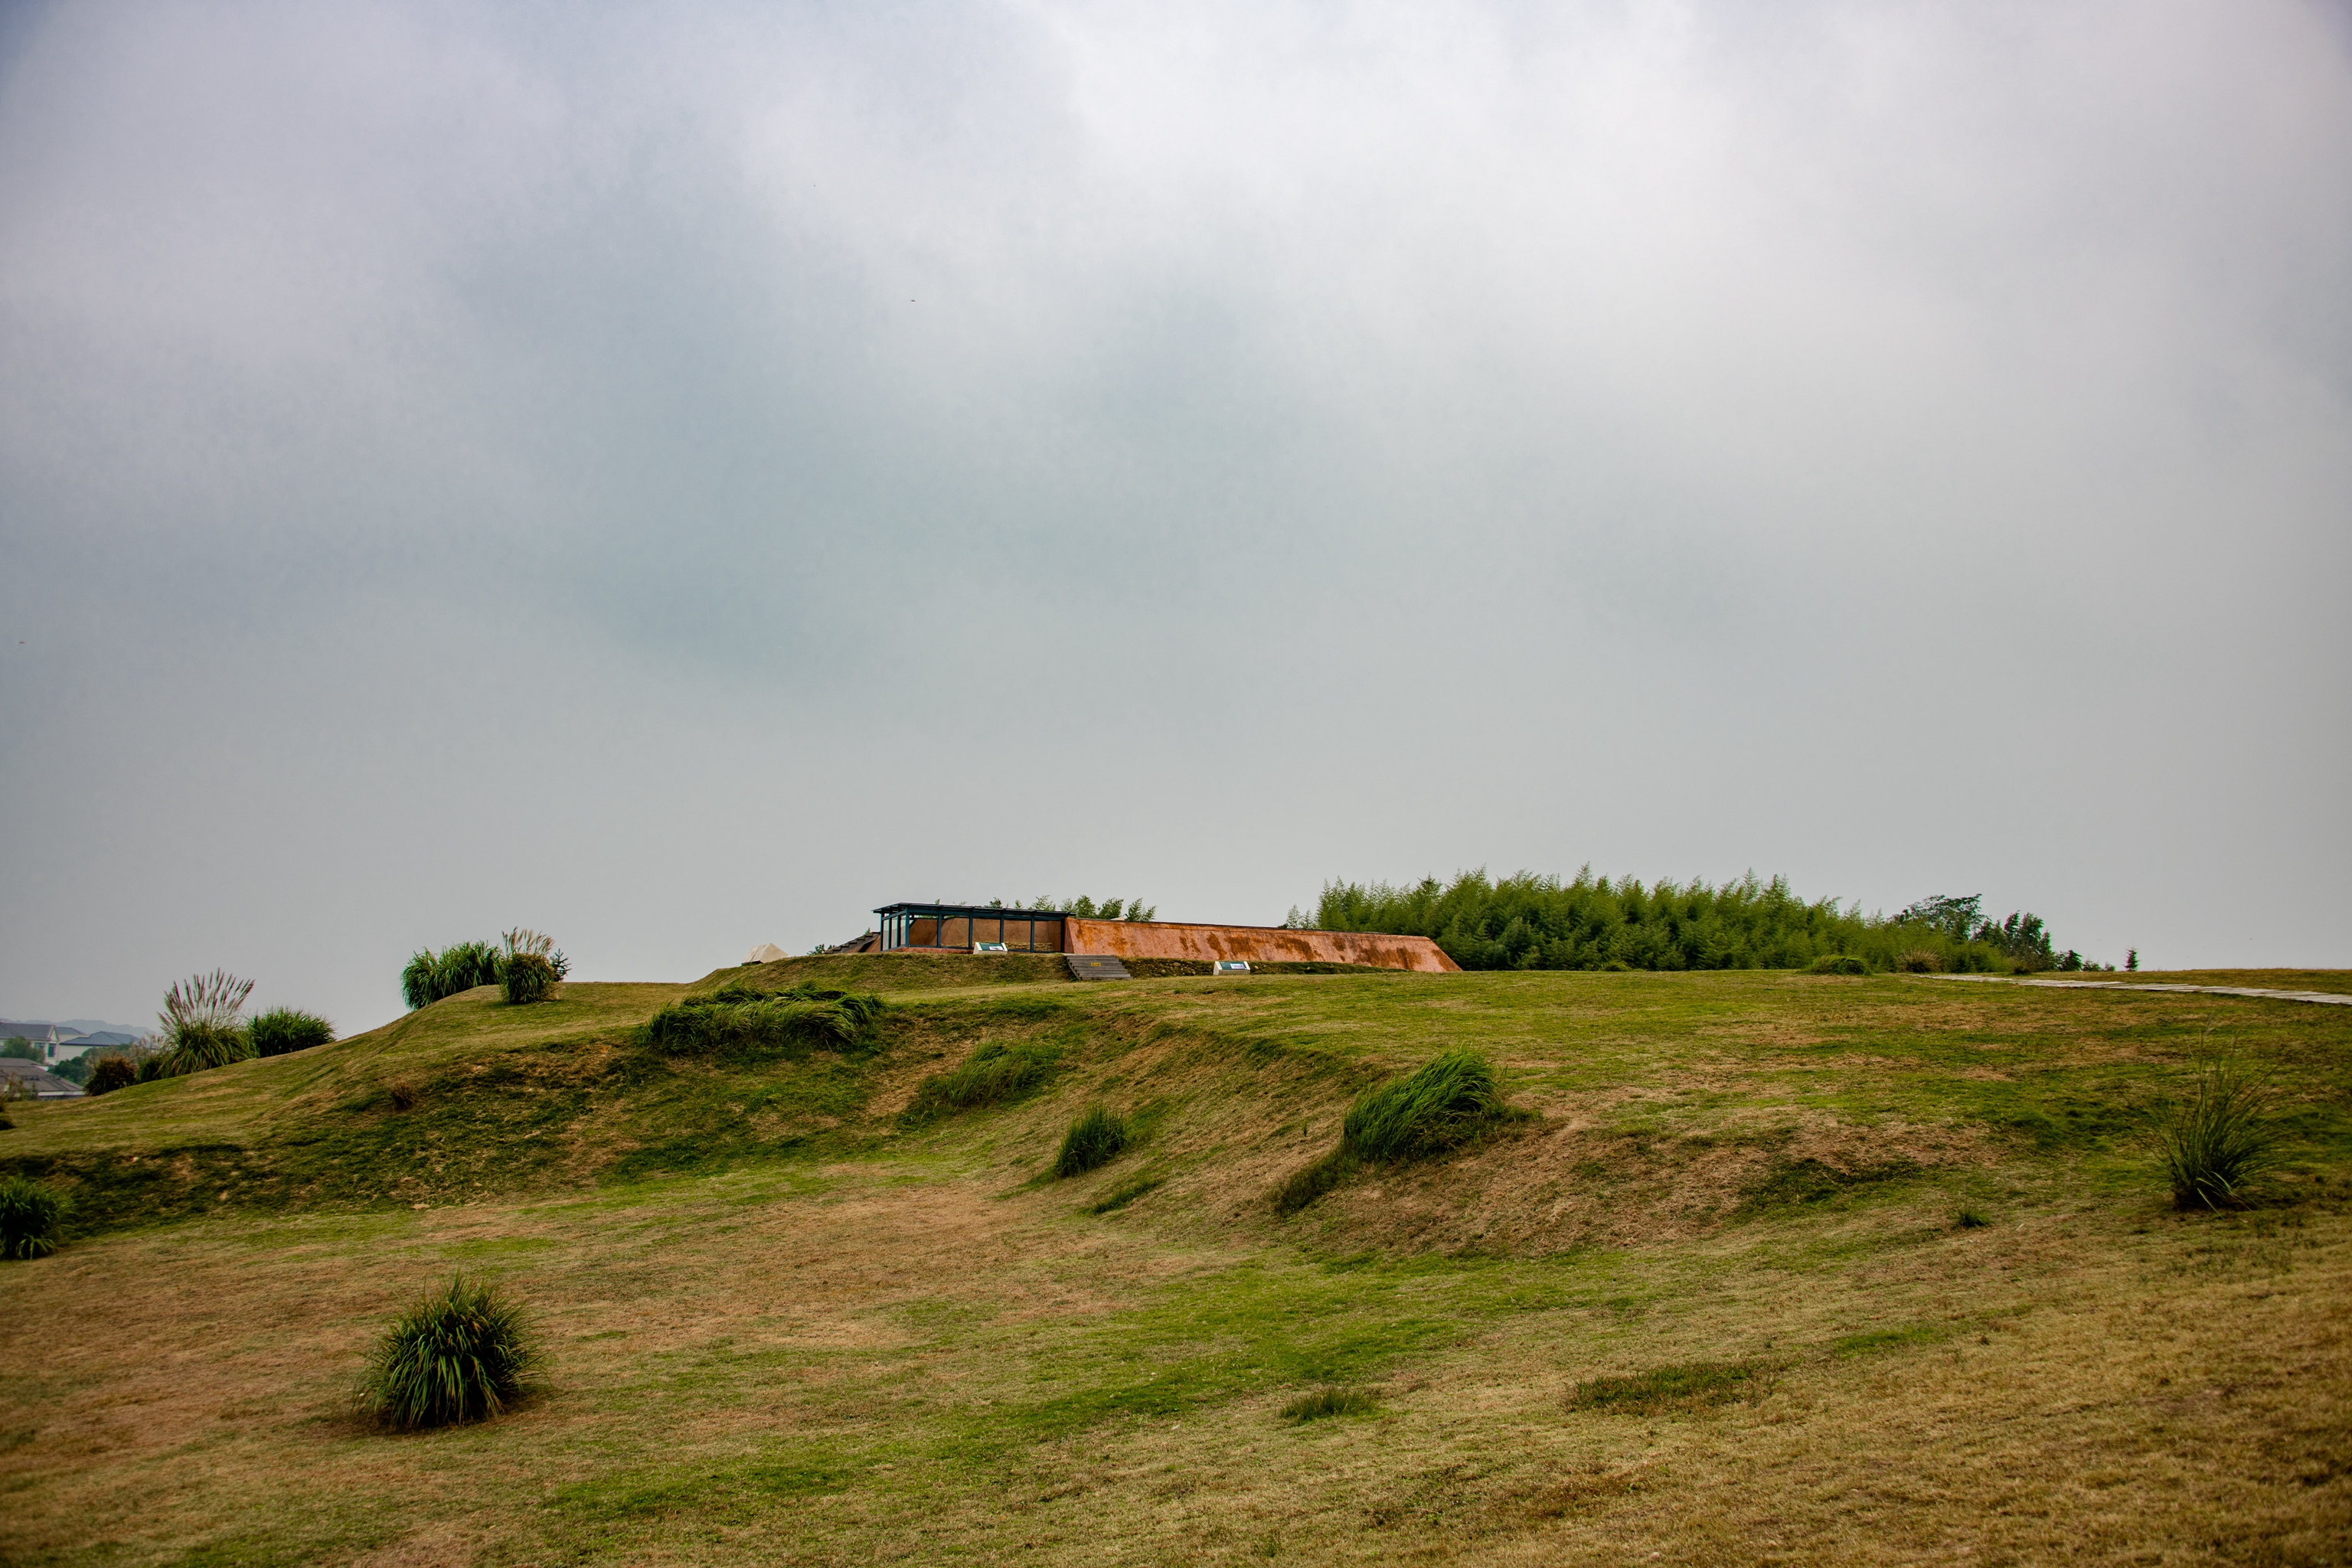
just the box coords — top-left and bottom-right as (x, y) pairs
(1061, 919), (1459, 974)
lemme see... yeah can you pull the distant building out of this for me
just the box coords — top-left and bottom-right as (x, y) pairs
(865, 903), (1459, 973)
(0, 1021), (64, 1063)
(0, 1058), (85, 1098)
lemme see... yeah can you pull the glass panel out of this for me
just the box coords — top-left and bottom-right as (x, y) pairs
(910, 917), (938, 947)
(942, 918), (970, 948)
(1034, 917), (1063, 952)
(976, 917), (1001, 945)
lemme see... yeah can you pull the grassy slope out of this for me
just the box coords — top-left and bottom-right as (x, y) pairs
(1, 967), (2348, 1565)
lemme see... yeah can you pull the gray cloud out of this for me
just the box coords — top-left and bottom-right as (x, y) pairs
(4, 0), (2347, 1031)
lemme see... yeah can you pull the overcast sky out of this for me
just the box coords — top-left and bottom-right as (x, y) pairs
(4, 0), (2347, 1035)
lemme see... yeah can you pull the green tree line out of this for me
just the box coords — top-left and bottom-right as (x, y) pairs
(1304, 871), (2097, 974)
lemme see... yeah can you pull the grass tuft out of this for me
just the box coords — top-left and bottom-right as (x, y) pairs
(1808, 954), (1868, 975)
(1280, 1385), (1378, 1423)
(639, 984), (884, 1060)
(1953, 1207), (1991, 1229)
(2150, 1055), (2287, 1210)
(357, 1274), (541, 1430)
(1342, 1050), (1511, 1165)
(1568, 1360), (1764, 1415)
(903, 1041), (1060, 1124)
(1275, 1050), (1517, 1214)
(1087, 1176), (1165, 1214)
(249, 1008), (335, 1057)
(0, 1175), (68, 1259)
(1054, 1106), (1132, 1178)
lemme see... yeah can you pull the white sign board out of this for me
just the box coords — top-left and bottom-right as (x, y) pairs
(1212, 960), (1251, 974)
(972, 942), (1010, 954)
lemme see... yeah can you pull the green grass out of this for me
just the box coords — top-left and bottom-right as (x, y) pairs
(1054, 1106), (1132, 1177)
(903, 1040), (1062, 1125)
(638, 983), (884, 1060)
(1567, 1360), (1766, 1413)
(1279, 1384), (1379, 1422)
(1086, 1175), (1165, 1214)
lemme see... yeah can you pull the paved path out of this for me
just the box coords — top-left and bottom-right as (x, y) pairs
(1929, 975), (2352, 1007)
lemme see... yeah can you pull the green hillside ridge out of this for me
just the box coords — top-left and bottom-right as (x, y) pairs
(2, 964), (2347, 1563)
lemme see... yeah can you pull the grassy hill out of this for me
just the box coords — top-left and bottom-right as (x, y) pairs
(2, 962), (2347, 1564)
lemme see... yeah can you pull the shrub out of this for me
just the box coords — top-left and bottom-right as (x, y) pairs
(1054, 1106), (1132, 1178)
(639, 984), (884, 1058)
(1896, 950), (1941, 973)
(0, 1176), (68, 1259)
(2151, 1056), (2285, 1210)
(249, 1008), (335, 1057)
(1808, 954), (1867, 975)
(1342, 1050), (1508, 1165)
(1281, 1385), (1377, 1422)
(503, 953), (557, 1005)
(1953, 1207), (1990, 1229)
(358, 1274), (541, 1430)
(903, 1040), (1058, 1123)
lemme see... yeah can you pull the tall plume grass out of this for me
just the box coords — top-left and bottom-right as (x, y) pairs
(155, 970), (255, 1077)
(2151, 1054), (2287, 1210)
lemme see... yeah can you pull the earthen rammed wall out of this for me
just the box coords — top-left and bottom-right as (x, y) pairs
(1060, 919), (1460, 973)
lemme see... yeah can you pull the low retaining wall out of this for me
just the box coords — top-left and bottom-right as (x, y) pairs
(1061, 919), (1459, 974)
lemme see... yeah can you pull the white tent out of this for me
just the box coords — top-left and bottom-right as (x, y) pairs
(744, 942), (790, 964)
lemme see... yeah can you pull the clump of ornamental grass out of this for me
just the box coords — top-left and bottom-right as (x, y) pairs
(0, 1176), (69, 1260)
(1896, 949), (1942, 973)
(2150, 1054), (2287, 1211)
(903, 1040), (1060, 1124)
(1808, 954), (1867, 976)
(400, 940), (511, 1010)
(1054, 1106), (1132, 1178)
(1276, 1050), (1518, 1214)
(638, 983), (883, 1059)
(1281, 1385), (1378, 1423)
(155, 970), (256, 1077)
(248, 1008), (335, 1057)
(358, 1275), (541, 1430)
